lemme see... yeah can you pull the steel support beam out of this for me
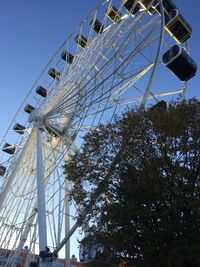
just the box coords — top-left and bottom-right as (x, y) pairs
(36, 125), (47, 252)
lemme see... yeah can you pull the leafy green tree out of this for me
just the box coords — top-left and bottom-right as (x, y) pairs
(65, 99), (200, 267)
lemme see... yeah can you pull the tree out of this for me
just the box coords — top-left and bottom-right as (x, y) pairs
(65, 99), (200, 267)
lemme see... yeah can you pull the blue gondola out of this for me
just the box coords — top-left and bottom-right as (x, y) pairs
(36, 86), (47, 97)
(162, 45), (197, 81)
(153, 0), (177, 14)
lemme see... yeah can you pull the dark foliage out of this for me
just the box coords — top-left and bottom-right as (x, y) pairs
(65, 99), (200, 267)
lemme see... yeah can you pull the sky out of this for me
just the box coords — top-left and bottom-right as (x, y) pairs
(0, 0), (200, 261)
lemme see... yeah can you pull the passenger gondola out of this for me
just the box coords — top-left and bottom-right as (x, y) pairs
(48, 68), (61, 80)
(61, 51), (74, 64)
(75, 35), (88, 48)
(24, 104), (35, 114)
(123, 0), (141, 15)
(106, 6), (122, 23)
(36, 86), (47, 97)
(138, 0), (156, 15)
(90, 19), (104, 34)
(13, 123), (25, 134)
(162, 45), (197, 81)
(165, 9), (192, 43)
(2, 143), (15, 155)
(153, 0), (177, 14)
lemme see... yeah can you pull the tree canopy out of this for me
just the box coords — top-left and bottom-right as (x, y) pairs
(65, 99), (200, 267)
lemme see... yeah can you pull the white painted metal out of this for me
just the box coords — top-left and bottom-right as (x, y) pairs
(64, 179), (70, 265)
(141, 0), (165, 107)
(36, 125), (47, 252)
(0, 130), (35, 211)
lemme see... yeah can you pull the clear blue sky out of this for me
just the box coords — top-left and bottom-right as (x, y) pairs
(0, 0), (199, 259)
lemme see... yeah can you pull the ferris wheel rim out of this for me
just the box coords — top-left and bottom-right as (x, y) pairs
(0, 0), (195, 263)
(0, 0), (189, 160)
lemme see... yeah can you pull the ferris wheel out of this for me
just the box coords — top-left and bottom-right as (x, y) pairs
(0, 0), (197, 266)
